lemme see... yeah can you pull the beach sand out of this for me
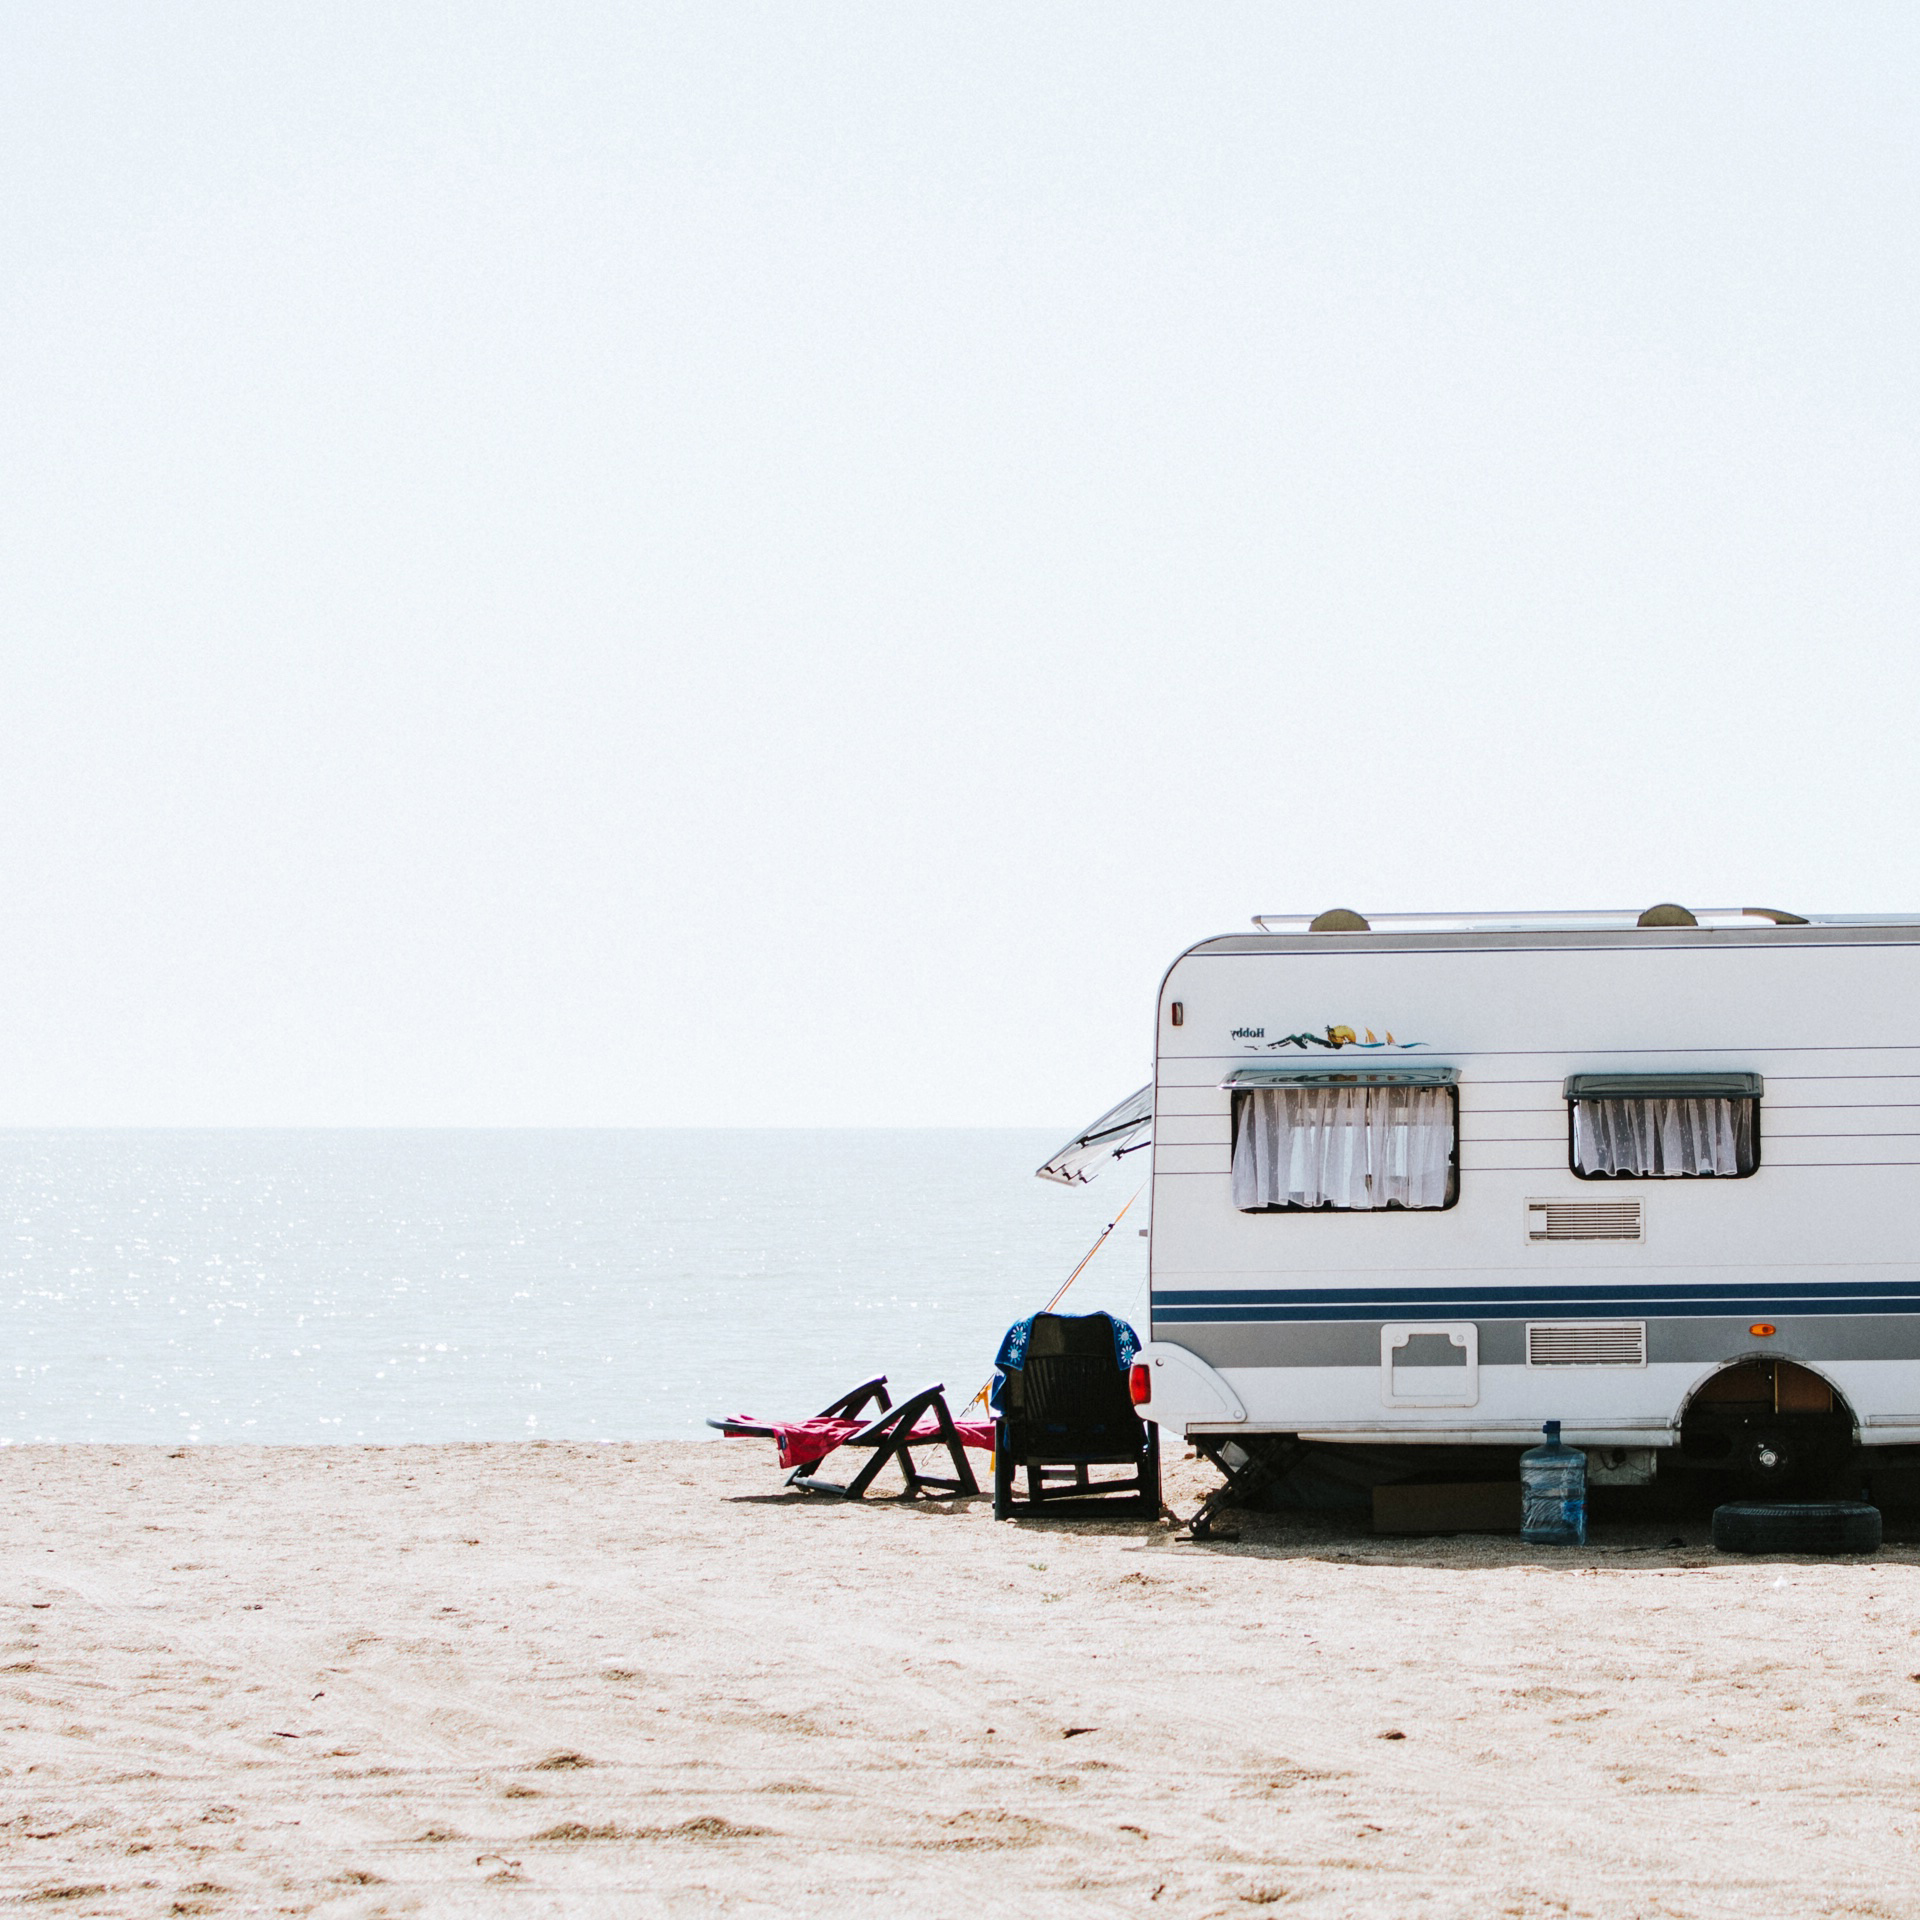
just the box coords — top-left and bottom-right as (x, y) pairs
(1, 1440), (1917, 1918)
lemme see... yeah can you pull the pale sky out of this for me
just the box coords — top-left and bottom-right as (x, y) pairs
(3, 4), (1917, 1127)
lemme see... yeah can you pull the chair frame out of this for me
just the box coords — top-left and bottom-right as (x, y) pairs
(993, 1417), (1160, 1519)
(789, 1382), (981, 1501)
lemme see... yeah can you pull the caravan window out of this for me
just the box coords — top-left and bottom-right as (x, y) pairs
(1565, 1074), (1761, 1180)
(1230, 1083), (1458, 1212)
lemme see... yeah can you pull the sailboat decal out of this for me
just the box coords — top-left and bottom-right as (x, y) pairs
(1240, 1025), (1428, 1052)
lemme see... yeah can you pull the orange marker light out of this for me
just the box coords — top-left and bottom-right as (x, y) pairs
(1749, 1323), (1777, 1338)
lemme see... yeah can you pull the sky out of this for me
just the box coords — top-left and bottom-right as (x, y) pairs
(2, 3), (1917, 1128)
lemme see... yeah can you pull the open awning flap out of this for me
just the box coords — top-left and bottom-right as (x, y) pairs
(1219, 1064), (1459, 1091)
(1035, 1083), (1153, 1186)
(1564, 1072), (1764, 1100)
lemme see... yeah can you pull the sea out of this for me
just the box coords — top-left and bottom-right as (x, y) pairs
(0, 1130), (1149, 1445)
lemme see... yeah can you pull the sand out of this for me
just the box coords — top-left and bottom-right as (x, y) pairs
(1, 1440), (1917, 1918)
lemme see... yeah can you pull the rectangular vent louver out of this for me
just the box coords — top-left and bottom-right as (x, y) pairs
(1526, 1198), (1643, 1242)
(1526, 1321), (1648, 1368)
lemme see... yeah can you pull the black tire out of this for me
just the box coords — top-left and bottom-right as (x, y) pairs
(1712, 1501), (1882, 1556)
(992, 1423), (1014, 1521)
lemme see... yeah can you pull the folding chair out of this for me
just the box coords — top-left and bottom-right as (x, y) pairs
(709, 1375), (894, 1484)
(991, 1311), (1160, 1520)
(789, 1383), (979, 1500)
(712, 1378), (985, 1499)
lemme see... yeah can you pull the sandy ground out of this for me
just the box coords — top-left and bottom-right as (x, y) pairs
(1, 1442), (1917, 1919)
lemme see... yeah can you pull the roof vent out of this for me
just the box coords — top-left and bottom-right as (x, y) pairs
(1308, 908), (1370, 932)
(1637, 902), (1698, 927)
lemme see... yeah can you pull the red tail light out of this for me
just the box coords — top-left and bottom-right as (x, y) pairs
(1129, 1362), (1151, 1406)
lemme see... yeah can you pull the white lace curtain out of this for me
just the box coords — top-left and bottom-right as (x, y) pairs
(1572, 1096), (1752, 1177)
(1231, 1085), (1455, 1211)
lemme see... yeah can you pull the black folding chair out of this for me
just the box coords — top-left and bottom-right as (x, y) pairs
(789, 1382), (981, 1501)
(992, 1312), (1160, 1520)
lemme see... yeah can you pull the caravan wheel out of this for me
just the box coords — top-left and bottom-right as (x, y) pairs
(1711, 1501), (1882, 1556)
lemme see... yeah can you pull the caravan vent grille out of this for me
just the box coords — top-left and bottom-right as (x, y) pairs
(1526, 1321), (1648, 1368)
(1527, 1198), (1643, 1242)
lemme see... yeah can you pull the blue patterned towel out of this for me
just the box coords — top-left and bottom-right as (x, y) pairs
(990, 1312), (1140, 1414)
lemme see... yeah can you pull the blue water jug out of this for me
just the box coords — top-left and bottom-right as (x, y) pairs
(1520, 1420), (1587, 1545)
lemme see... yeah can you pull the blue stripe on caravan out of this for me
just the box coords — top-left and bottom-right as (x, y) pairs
(1150, 1283), (1920, 1322)
(1153, 1280), (1920, 1306)
(1154, 1300), (1920, 1322)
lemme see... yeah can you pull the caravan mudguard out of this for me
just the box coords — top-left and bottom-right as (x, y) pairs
(1131, 1341), (1248, 1433)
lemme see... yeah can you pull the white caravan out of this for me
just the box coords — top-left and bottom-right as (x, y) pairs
(1117, 904), (1920, 1498)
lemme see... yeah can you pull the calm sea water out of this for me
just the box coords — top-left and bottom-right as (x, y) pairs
(0, 1131), (1149, 1444)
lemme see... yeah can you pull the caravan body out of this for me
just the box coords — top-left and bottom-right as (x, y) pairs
(1133, 912), (1920, 1457)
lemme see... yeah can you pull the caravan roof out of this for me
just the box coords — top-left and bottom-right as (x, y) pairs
(1248, 907), (1916, 934)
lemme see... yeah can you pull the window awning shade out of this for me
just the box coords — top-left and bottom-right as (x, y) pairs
(1563, 1072), (1763, 1101)
(1035, 1083), (1153, 1186)
(1220, 1064), (1458, 1091)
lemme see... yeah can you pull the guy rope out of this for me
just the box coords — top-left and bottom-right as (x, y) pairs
(963, 1182), (1146, 1415)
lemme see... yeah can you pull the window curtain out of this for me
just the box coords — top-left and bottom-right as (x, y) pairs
(1572, 1096), (1753, 1177)
(1231, 1085), (1455, 1211)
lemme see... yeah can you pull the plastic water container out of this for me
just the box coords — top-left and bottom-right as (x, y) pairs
(1520, 1420), (1587, 1546)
